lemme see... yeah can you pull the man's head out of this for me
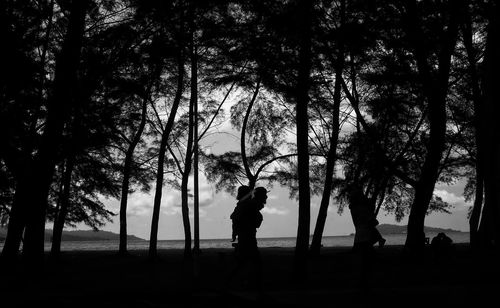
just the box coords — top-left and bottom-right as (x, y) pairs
(254, 187), (268, 207)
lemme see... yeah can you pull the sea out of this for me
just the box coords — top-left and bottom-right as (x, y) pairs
(1, 232), (470, 252)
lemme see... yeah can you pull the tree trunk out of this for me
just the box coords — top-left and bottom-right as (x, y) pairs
(403, 0), (461, 254)
(22, 0), (88, 261)
(310, 0), (345, 256)
(241, 81), (260, 188)
(478, 1), (500, 250)
(191, 18), (200, 253)
(50, 156), (75, 256)
(180, 43), (198, 259)
(119, 98), (148, 255)
(149, 52), (185, 259)
(1, 171), (31, 258)
(462, 8), (485, 249)
(405, 107), (447, 251)
(293, 0), (313, 281)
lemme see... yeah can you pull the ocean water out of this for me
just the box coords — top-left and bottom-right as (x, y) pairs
(4, 232), (469, 252)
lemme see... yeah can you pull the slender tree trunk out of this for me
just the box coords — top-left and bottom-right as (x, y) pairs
(403, 0), (461, 254)
(462, 8), (485, 249)
(309, 138), (337, 255)
(149, 143), (166, 259)
(180, 44), (199, 259)
(241, 81), (260, 188)
(478, 1), (500, 250)
(471, 169), (484, 247)
(21, 0), (88, 261)
(309, 77), (342, 254)
(50, 156), (75, 256)
(294, 0), (313, 281)
(310, 0), (345, 256)
(119, 98), (148, 255)
(51, 103), (85, 257)
(149, 52), (185, 259)
(1, 171), (30, 257)
(191, 22), (200, 253)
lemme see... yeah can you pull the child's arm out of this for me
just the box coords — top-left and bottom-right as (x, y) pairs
(231, 223), (237, 242)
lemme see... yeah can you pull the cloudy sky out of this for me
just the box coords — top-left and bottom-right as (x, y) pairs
(94, 175), (470, 241)
(90, 113), (472, 241)
(65, 96), (472, 241)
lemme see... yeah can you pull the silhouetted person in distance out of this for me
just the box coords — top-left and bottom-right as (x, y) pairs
(228, 186), (267, 292)
(230, 185), (253, 243)
(369, 207), (385, 247)
(347, 184), (385, 252)
(347, 183), (385, 294)
(431, 232), (453, 260)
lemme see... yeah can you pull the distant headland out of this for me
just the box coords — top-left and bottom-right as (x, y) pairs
(0, 228), (145, 242)
(1, 224), (466, 242)
(376, 224), (466, 235)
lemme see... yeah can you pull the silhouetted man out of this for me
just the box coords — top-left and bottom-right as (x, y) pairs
(228, 186), (267, 292)
(348, 184), (385, 252)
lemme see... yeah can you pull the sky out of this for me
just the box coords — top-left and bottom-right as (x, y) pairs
(94, 178), (470, 241)
(87, 108), (473, 241)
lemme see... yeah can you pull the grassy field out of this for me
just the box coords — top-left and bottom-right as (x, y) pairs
(0, 243), (498, 307)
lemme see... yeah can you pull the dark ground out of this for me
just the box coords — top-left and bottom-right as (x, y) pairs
(0, 243), (498, 308)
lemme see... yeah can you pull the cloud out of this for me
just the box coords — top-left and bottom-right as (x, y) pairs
(162, 205), (182, 216)
(127, 202), (151, 216)
(122, 172), (217, 217)
(267, 194), (279, 200)
(434, 189), (470, 210)
(125, 192), (153, 216)
(262, 206), (289, 215)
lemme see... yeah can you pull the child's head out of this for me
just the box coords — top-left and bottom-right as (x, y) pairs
(236, 185), (251, 200)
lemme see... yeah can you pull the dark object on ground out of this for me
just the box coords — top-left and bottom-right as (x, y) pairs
(431, 232), (453, 256)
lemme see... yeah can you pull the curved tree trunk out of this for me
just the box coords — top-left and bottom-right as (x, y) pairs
(310, 0), (345, 256)
(403, 0), (461, 254)
(310, 66), (343, 255)
(149, 51), (185, 259)
(51, 156), (75, 256)
(119, 98), (148, 255)
(241, 81), (260, 189)
(180, 35), (198, 260)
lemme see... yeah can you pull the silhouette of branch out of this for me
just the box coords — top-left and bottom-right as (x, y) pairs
(117, 130), (132, 145)
(168, 144), (184, 177)
(391, 107), (428, 164)
(150, 100), (165, 132)
(241, 80), (261, 183)
(198, 61), (249, 141)
(254, 154), (298, 180)
(341, 77), (418, 187)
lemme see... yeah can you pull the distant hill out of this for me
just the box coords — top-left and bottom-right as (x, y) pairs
(0, 228), (145, 242)
(377, 224), (466, 235)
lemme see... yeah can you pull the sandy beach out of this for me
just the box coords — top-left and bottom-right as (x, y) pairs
(1, 243), (498, 308)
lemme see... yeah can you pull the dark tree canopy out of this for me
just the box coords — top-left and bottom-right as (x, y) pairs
(0, 0), (498, 267)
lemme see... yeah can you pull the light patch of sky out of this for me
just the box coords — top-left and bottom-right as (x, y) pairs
(79, 88), (471, 240)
